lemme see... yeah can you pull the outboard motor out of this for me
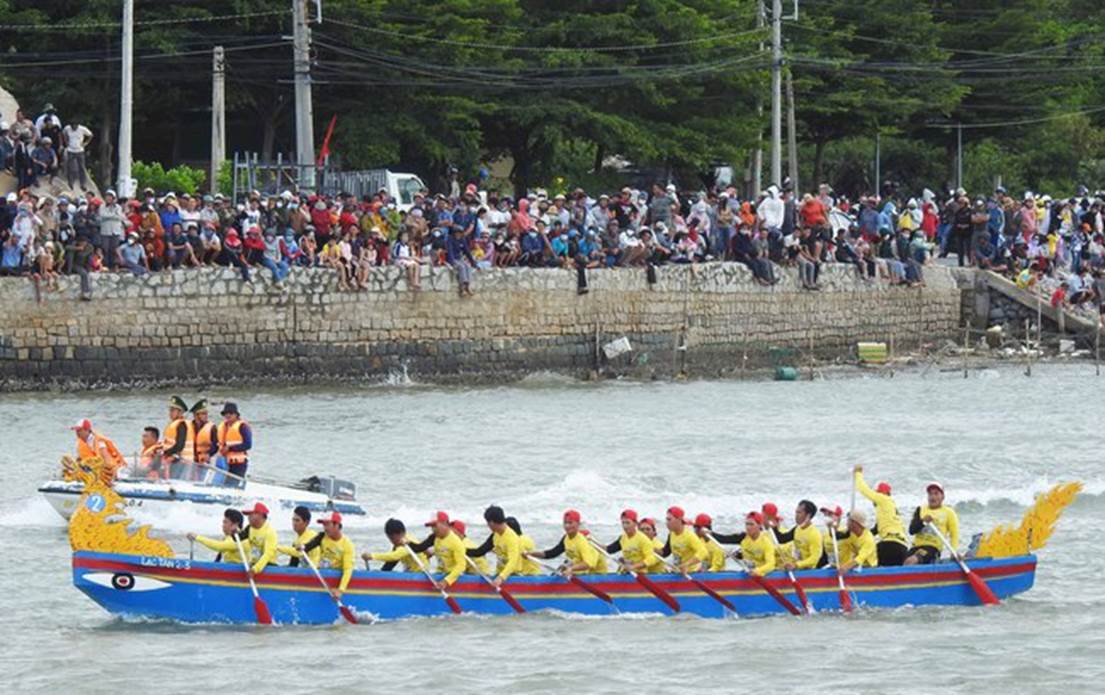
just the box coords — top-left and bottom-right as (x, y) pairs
(300, 476), (357, 501)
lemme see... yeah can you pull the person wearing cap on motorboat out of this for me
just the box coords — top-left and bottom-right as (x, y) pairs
(830, 510), (878, 574)
(657, 506), (708, 573)
(770, 500), (825, 570)
(188, 509), (248, 564)
(602, 508), (665, 574)
(407, 511), (467, 590)
(692, 513), (727, 572)
(466, 505), (527, 588)
(160, 395), (194, 480)
(315, 512), (355, 600)
(216, 402), (252, 483)
(362, 518), (431, 572)
(905, 481), (959, 565)
(278, 506), (322, 567)
(852, 465), (909, 566)
(69, 418), (125, 476)
(188, 399), (217, 480)
(238, 502), (279, 577)
(527, 509), (607, 577)
(736, 512), (777, 576)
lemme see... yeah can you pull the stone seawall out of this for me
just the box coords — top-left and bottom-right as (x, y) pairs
(0, 263), (963, 390)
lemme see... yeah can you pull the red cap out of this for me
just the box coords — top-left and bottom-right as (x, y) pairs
(666, 506), (687, 522)
(762, 502), (779, 518)
(876, 481), (892, 495)
(241, 502), (269, 516)
(746, 511), (764, 526)
(450, 519), (467, 536)
(318, 511), (342, 525)
(563, 509), (582, 524)
(927, 481), (944, 494)
(424, 510), (450, 527)
(640, 517), (658, 529)
(819, 505), (843, 518)
(693, 513), (712, 528)
(620, 508), (638, 522)
(69, 418), (93, 431)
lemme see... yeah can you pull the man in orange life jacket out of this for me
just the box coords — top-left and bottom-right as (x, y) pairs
(216, 402), (252, 484)
(70, 418), (126, 476)
(188, 399), (217, 481)
(161, 395), (193, 479)
(136, 426), (165, 480)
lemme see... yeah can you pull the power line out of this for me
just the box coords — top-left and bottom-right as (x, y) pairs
(0, 9), (289, 32)
(926, 105), (1105, 130)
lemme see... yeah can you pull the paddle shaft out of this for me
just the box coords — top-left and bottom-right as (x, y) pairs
(531, 557), (615, 604)
(926, 523), (1000, 605)
(404, 545), (463, 614)
(660, 555), (737, 613)
(465, 556), (525, 613)
(828, 525), (854, 613)
(232, 533), (273, 624)
(300, 547), (358, 623)
(714, 529), (801, 616)
(586, 536), (681, 612)
(766, 527), (811, 614)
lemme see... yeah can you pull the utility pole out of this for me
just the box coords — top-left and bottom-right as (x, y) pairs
(116, 0), (134, 198)
(751, 1), (766, 197)
(785, 68), (798, 192)
(292, 0), (316, 189)
(874, 131), (880, 197)
(770, 0), (783, 188)
(210, 46), (226, 192)
(956, 122), (963, 190)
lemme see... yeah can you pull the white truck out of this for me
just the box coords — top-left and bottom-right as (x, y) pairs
(325, 169), (427, 211)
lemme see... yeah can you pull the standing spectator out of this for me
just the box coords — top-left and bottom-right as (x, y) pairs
(61, 120), (93, 191)
(0, 121), (14, 172)
(98, 190), (125, 270)
(65, 233), (94, 301)
(14, 131), (35, 190)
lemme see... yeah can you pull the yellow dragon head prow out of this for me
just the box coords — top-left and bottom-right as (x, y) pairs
(65, 455), (174, 558)
(975, 482), (1082, 558)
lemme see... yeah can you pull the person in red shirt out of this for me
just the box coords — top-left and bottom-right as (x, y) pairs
(1050, 282), (1068, 309)
(799, 193), (827, 229)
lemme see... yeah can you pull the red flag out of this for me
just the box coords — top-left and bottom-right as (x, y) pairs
(316, 114), (337, 166)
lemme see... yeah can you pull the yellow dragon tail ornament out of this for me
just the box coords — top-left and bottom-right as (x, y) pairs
(975, 482), (1082, 559)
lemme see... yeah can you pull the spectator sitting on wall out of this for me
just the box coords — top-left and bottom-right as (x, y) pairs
(218, 228), (250, 282)
(117, 232), (148, 276)
(31, 136), (58, 182)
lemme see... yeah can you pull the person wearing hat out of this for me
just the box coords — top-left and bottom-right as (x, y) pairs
(410, 511), (468, 590)
(362, 518), (431, 573)
(465, 505), (529, 588)
(443, 520), (486, 574)
(601, 509), (665, 574)
(905, 482), (959, 566)
(69, 418), (125, 476)
(188, 509), (248, 564)
(30, 136), (58, 183)
(216, 402), (252, 483)
(160, 396), (194, 479)
(692, 514), (727, 572)
(34, 103), (62, 156)
(527, 509), (607, 577)
(277, 506), (323, 568)
(852, 466), (909, 566)
(315, 512), (355, 599)
(657, 506), (708, 573)
(832, 510), (878, 574)
(637, 517), (664, 551)
(118, 230), (148, 276)
(770, 500), (825, 570)
(238, 502), (279, 576)
(187, 399), (217, 479)
(735, 512), (777, 577)
(818, 505), (853, 567)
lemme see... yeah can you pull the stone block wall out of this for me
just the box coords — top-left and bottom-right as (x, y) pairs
(0, 262), (963, 390)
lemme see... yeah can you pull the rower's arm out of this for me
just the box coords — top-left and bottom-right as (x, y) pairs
(854, 470), (879, 503)
(658, 538), (671, 558)
(194, 535), (235, 553)
(534, 536), (566, 559)
(369, 546), (410, 563)
(251, 529), (278, 574)
(605, 539), (621, 554)
(908, 507), (925, 535)
(466, 535), (493, 557)
(710, 531), (746, 545)
(772, 528), (795, 544)
(227, 423), (251, 453)
(408, 534), (435, 554)
(338, 539), (355, 592)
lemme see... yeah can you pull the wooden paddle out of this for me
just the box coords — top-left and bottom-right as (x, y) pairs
(465, 557), (526, 614)
(702, 530), (797, 616)
(300, 548), (358, 624)
(766, 528), (812, 614)
(587, 536), (681, 613)
(232, 534), (273, 625)
(828, 524), (854, 613)
(404, 545), (463, 614)
(532, 558), (615, 604)
(662, 556), (737, 614)
(927, 524), (1000, 606)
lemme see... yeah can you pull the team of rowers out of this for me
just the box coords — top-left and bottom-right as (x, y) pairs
(188, 466), (960, 601)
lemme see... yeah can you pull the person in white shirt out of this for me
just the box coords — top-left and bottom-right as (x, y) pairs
(61, 121), (93, 191)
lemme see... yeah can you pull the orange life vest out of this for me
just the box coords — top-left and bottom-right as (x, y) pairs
(162, 417), (195, 461)
(193, 420), (215, 464)
(217, 420), (249, 465)
(76, 431), (126, 471)
(139, 443), (165, 480)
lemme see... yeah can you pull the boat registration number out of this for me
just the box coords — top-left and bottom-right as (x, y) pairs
(140, 556), (192, 571)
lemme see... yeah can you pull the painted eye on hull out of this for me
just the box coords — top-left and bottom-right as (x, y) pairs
(82, 572), (171, 592)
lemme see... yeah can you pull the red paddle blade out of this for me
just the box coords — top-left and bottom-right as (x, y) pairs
(693, 578), (737, 612)
(967, 571), (1001, 606)
(750, 574), (800, 615)
(570, 576), (614, 604)
(839, 589), (853, 613)
(636, 574), (681, 613)
(339, 604), (359, 624)
(792, 582), (812, 615)
(254, 596), (274, 625)
(498, 588), (526, 614)
(444, 594), (463, 614)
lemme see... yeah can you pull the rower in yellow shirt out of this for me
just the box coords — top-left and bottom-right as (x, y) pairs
(240, 502), (278, 576)
(739, 512), (776, 576)
(362, 518), (431, 572)
(188, 509), (248, 564)
(452, 519), (490, 575)
(833, 510), (878, 573)
(692, 514), (727, 572)
(527, 509), (607, 576)
(316, 512), (356, 600)
(769, 500), (824, 570)
(504, 517), (542, 576)
(762, 502), (796, 566)
(905, 481), (959, 565)
(277, 506), (322, 567)
(638, 517), (665, 552)
(660, 506), (708, 573)
(853, 465), (909, 566)
(819, 505), (853, 567)
(466, 505), (528, 588)
(604, 509), (666, 573)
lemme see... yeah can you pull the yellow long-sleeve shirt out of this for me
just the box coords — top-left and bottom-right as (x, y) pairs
(668, 528), (708, 571)
(244, 522), (279, 574)
(824, 524), (853, 566)
(701, 535), (727, 572)
(462, 537), (490, 575)
(492, 527), (525, 581)
(433, 531), (468, 586)
(855, 471), (908, 545)
(840, 528), (878, 568)
(563, 533), (607, 574)
(516, 534), (543, 575)
(368, 534), (430, 572)
(788, 523), (824, 569)
(618, 531), (666, 573)
(276, 529), (322, 567)
(912, 504), (960, 552)
(319, 534), (356, 592)
(740, 532), (776, 576)
(195, 534), (248, 565)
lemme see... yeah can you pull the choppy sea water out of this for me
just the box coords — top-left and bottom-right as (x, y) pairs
(1, 363), (1101, 694)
